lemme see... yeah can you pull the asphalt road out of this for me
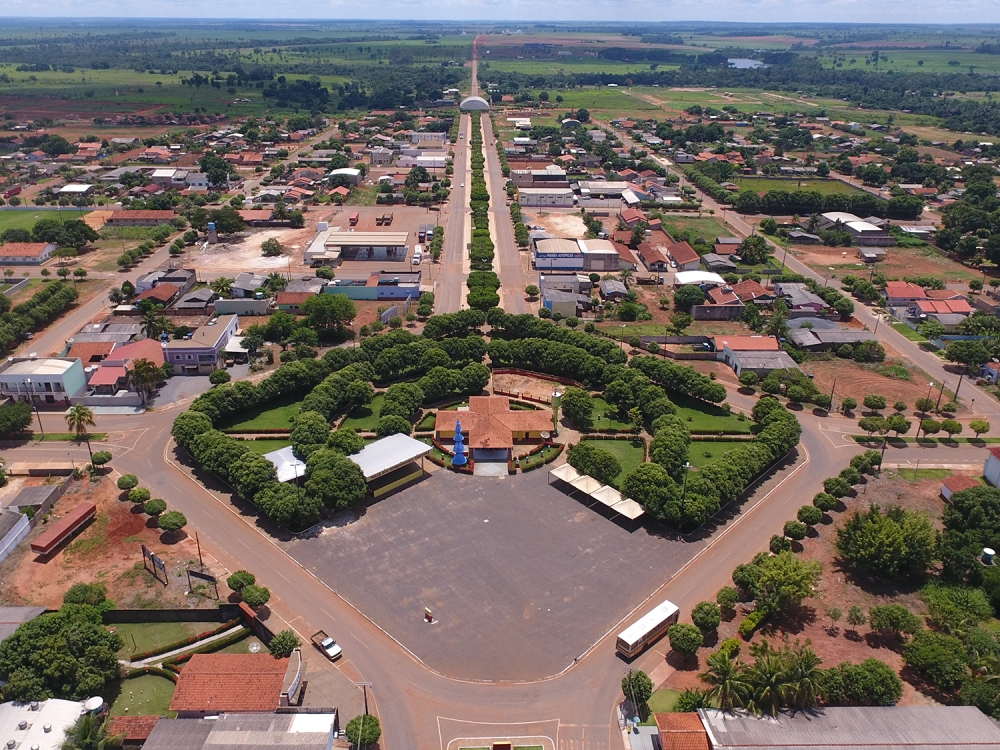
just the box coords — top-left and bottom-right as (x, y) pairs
(435, 114), (472, 314)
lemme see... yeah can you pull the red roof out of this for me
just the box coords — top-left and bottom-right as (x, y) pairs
(943, 475), (981, 494)
(714, 336), (779, 351)
(620, 208), (646, 225)
(435, 396), (551, 450)
(0, 242), (51, 258)
(884, 281), (926, 298)
(667, 241), (699, 266)
(237, 209), (274, 222)
(654, 713), (709, 750)
(731, 279), (772, 301)
(708, 287), (741, 305)
(106, 716), (160, 741)
(30, 503), (96, 555)
(611, 241), (636, 263)
(990, 447), (1000, 462)
(924, 289), (967, 301)
(136, 282), (179, 303)
(277, 292), (315, 306)
(88, 365), (128, 386)
(637, 243), (669, 268)
(169, 654), (288, 713)
(914, 299), (972, 315)
(68, 342), (115, 363)
(114, 337), (166, 368)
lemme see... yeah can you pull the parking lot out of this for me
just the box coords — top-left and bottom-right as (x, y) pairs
(281, 468), (698, 681)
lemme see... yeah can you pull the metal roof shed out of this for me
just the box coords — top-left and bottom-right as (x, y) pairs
(349, 433), (431, 481)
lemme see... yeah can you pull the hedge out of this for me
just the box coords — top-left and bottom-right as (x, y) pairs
(127, 618), (241, 661)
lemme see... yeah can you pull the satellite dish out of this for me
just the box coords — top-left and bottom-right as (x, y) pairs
(248, 641), (261, 653)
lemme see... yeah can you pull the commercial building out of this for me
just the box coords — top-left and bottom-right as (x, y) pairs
(435, 396), (552, 462)
(164, 315), (239, 375)
(325, 271), (421, 301)
(105, 210), (177, 226)
(657, 706), (1000, 750)
(328, 167), (362, 186)
(0, 699), (87, 750)
(816, 211), (895, 246)
(306, 229), (410, 265)
(517, 187), (575, 207)
(532, 238), (619, 272)
(0, 242), (56, 264)
(142, 713), (339, 750)
(0, 357), (87, 404)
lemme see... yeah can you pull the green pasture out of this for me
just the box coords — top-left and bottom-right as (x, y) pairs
(483, 59), (677, 76)
(688, 440), (754, 469)
(220, 395), (303, 431)
(730, 176), (864, 196)
(582, 437), (645, 487)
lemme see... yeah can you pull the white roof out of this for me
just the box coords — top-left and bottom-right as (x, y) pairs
(518, 187), (573, 196)
(549, 463), (581, 483)
(325, 231), (409, 248)
(263, 445), (306, 484)
(329, 168), (361, 177)
(821, 211), (863, 223)
(2, 358), (78, 377)
(579, 239), (619, 254)
(674, 271), (726, 286)
(846, 220), (882, 233)
(224, 336), (248, 355)
(0, 699), (85, 750)
(152, 168), (177, 178)
(348, 433), (431, 481)
(569, 475), (604, 494)
(58, 183), (92, 193)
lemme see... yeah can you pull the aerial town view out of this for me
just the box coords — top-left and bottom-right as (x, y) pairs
(5, 8), (1000, 750)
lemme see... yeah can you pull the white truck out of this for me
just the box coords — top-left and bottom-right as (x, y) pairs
(310, 630), (343, 660)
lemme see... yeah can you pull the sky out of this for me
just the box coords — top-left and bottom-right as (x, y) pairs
(3, 0), (1000, 24)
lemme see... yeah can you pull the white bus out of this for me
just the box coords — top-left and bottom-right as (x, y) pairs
(616, 600), (680, 658)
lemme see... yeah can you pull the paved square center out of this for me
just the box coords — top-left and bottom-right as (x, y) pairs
(282, 469), (699, 680)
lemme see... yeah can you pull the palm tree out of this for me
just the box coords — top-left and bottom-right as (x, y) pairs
(129, 357), (159, 410)
(267, 272), (287, 292)
(272, 199), (290, 222)
(209, 277), (233, 298)
(744, 649), (792, 717)
(785, 643), (824, 709)
(108, 287), (125, 305)
(65, 404), (97, 464)
(620, 268), (634, 287)
(141, 311), (171, 341)
(700, 650), (749, 713)
(61, 714), (123, 750)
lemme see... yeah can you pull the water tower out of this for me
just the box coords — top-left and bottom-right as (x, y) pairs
(207, 221), (218, 245)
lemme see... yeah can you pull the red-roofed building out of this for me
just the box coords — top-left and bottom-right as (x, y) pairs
(654, 712), (710, 750)
(667, 241), (700, 272)
(0, 241), (56, 264)
(637, 243), (670, 272)
(113, 337), (166, 369)
(884, 281), (928, 306)
(611, 241), (638, 271)
(707, 287), (742, 306)
(924, 289), (968, 301)
(942, 474), (981, 502)
(731, 279), (774, 303)
(136, 282), (180, 305)
(87, 365), (128, 391)
(169, 653), (290, 717)
(106, 715), (160, 747)
(276, 291), (316, 312)
(106, 210), (177, 227)
(434, 396), (551, 460)
(619, 207), (647, 227)
(68, 341), (116, 364)
(912, 299), (972, 316)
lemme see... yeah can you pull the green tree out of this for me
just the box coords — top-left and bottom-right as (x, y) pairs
(62, 583), (109, 607)
(560, 387), (593, 428)
(65, 403), (96, 464)
(261, 237), (283, 257)
(157, 510), (187, 535)
(755, 552), (822, 614)
(227, 570), (256, 592)
(328, 427), (365, 455)
(717, 586), (740, 611)
(267, 630), (300, 658)
(970, 420), (991, 438)
(344, 715), (381, 748)
(863, 394), (886, 413)
(674, 285), (705, 311)
(144, 499), (167, 517)
(797, 505), (823, 526)
(903, 630), (969, 690)
(700, 650), (749, 712)
(836, 505), (937, 581)
(302, 293), (356, 336)
(841, 397), (857, 414)
(668, 622), (704, 656)
(209, 369), (231, 385)
(116, 474), (139, 492)
(304, 448), (368, 509)
(60, 713), (124, 750)
(241, 584), (271, 608)
(868, 604), (922, 639)
(290, 410), (331, 458)
(621, 669), (654, 705)
(567, 441), (622, 486)
(692, 601), (723, 632)
(847, 605), (867, 632)
(941, 419), (963, 438)
(738, 234), (770, 265)
(128, 487), (150, 505)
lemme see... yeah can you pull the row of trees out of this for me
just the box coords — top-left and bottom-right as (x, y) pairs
(733, 187), (923, 220)
(116, 473), (187, 534)
(0, 279), (79, 356)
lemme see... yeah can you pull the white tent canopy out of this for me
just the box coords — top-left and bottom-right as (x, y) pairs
(349, 433), (431, 481)
(549, 462), (645, 524)
(549, 463), (581, 483)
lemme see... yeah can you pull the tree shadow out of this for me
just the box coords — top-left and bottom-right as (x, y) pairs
(768, 605), (818, 636)
(864, 631), (905, 654)
(159, 529), (188, 544)
(666, 651), (700, 671)
(900, 665), (961, 704)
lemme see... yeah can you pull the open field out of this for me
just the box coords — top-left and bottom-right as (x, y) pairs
(814, 49), (1000, 75)
(659, 216), (735, 243)
(220, 395), (304, 431)
(792, 243), (980, 284)
(481, 59), (677, 76)
(0, 210), (91, 234)
(688, 440), (754, 469)
(730, 176), (864, 196)
(581, 437), (645, 486)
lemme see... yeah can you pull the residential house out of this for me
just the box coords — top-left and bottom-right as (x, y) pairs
(884, 280), (929, 307)
(667, 241), (700, 272)
(141, 713), (338, 750)
(788, 328), (877, 350)
(907, 298), (973, 332)
(816, 211), (894, 246)
(173, 287), (217, 312)
(942, 474), (981, 502)
(788, 231), (822, 245)
(637, 243), (670, 272)
(135, 282), (180, 306)
(599, 279), (628, 300)
(986, 447), (1000, 488)
(774, 282), (829, 313)
(276, 291), (316, 312)
(0, 242), (56, 264)
(618, 207), (647, 227)
(369, 146), (394, 166)
(701, 253), (737, 273)
(168, 653), (293, 718)
(232, 272), (269, 298)
(730, 279), (774, 304)
(164, 315), (239, 375)
(712, 335), (799, 377)
(707, 286), (743, 307)
(611, 241), (639, 271)
(66, 342), (115, 364)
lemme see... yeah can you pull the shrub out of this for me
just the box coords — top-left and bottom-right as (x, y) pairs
(621, 670), (653, 704)
(344, 715), (381, 747)
(717, 638), (741, 658)
(143, 498), (167, 516)
(784, 520), (808, 541)
(836, 505), (937, 581)
(868, 604), (923, 638)
(770, 534), (792, 554)
(157, 511), (187, 534)
(691, 601), (722, 632)
(813, 492), (838, 512)
(63, 582), (108, 607)
(668, 623), (704, 655)
(823, 658), (904, 706)
(128, 487), (151, 504)
(797, 505), (823, 526)
(267, 629), (300, 658)
(921, 582), (992, 631)
(117, 474), (139, 491)
(209, 369), (231, 385)
(675, 688), (713, 711)
(91, 451), (112, 467)
(227, 570), (255, 592)
(241, 584), (271, 608)
(903, 630), (969, 690)
(738, 609), (767, 639)
(716, 586), (740, 611)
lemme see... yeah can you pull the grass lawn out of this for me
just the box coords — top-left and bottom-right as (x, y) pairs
(108, 674), (176, 718)
(590, 397), (634, 431)
(214, 633), (261, 654)
(645, 688), (683, 713)
(220, 394), (304, 431)
(672, 394), (753, 434)
(416, 412), (437, 431)
(731, 176), (863, 196)
(891, 322), (928, 343)
(113, 621), (203, 658)
(897, 468), (955, 482)
(242, 438), (293, 454)
(688, 440), (753, 469)
(583, 437), (645, 487)
(9, 432), (108, 442)
(518, 444), (562, 470)
(658, 216), (735, 243)
(0, 210), (91, 234)
(339, 393), (385, 431)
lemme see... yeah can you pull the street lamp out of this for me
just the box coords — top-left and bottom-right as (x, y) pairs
(680, 461), (692, 521)
(24, 378), (43, 437)
(620, 323), (627, 352)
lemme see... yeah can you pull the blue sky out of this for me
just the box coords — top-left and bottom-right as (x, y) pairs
(2, 1), (1000, 23)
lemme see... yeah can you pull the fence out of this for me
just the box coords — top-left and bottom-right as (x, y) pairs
(379, 295), (413, 324)
(494, 387), (553, 405)
(2, 278), (31, 298)
(103, 605), (242, 624)
(491, 367), (582, 388)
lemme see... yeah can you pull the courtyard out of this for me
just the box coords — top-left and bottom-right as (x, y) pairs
(281, 467), (699, 681)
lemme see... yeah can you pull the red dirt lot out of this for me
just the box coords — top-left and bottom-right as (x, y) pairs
(0, 474), (227, 610)
(657, 470), (959, 707)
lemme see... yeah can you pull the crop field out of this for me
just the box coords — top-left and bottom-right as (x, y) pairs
(814, 49), (1000, 75)
(482, 59), (678, 76)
